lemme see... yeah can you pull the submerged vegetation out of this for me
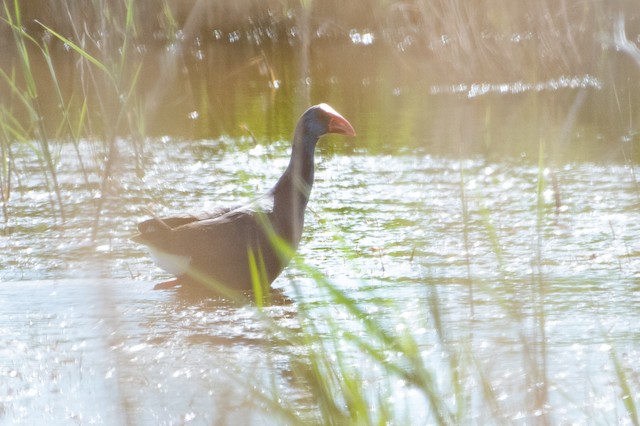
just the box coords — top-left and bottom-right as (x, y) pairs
(0, 0), (639, 424)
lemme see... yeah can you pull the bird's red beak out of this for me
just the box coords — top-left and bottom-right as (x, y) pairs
(328, 114), (356, 136)
(318, 103), (356, 136)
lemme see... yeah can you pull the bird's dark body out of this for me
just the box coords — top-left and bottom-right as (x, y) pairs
(132, 104), (355, 294)
(133, 207), (294, 290)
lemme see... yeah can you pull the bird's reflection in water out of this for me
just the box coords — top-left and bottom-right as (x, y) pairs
(150, 283), (299, 348)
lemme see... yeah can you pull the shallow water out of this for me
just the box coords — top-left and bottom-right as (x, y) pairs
(2, 1), (640, 423)
(1, 139), (638, 424)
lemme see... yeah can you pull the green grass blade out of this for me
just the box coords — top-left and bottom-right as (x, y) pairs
(35, 20), (115, 83)
(611, 347), (639, 426)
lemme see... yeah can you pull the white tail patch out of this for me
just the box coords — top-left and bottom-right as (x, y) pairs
(148, 247), (191, 276)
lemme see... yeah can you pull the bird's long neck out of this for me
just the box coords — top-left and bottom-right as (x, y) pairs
(270, 128), (318, 245)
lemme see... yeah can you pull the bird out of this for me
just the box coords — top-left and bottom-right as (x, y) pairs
(132, 103), (356, 297)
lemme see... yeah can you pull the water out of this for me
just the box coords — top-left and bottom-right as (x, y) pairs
(1, 138), (638, 424)
(2, 3), (640, 421)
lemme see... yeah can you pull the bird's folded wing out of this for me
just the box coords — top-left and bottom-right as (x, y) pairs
(134, 209), (262, 257)
(136, 206), (236, 233)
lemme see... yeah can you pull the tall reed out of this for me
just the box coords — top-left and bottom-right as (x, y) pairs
(1, 0), (66, 222)
(0, 0), (153, 235)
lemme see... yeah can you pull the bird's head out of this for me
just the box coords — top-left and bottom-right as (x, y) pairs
(299, 103), (356, 140)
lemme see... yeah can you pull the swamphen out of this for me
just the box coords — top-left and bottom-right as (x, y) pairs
(132, 104), (355, 294)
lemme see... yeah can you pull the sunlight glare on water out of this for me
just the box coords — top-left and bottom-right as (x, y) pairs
(0, 139), (638, 424)
(1, 0), (640, 422)
(429, 74), (603, 97)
